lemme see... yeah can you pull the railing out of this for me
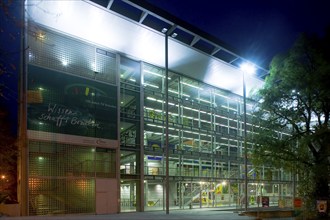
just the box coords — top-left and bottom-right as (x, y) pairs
(144, 166), (228, 178)
(147, 199), (161, 207)
(121, 164), (289, 182)
(120, 199), (136, 207)
(120, 164), (136, 175)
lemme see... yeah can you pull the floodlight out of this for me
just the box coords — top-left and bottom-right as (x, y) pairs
(240, 62), (256, 74)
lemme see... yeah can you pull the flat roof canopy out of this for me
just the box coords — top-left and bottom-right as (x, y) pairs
(26, 0), (265, 97)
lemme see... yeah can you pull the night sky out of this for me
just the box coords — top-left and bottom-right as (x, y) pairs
(0, 1), (22, 135)
(144, 0), (330, 68)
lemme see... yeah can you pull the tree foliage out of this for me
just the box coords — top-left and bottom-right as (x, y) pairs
(0, 104), (17, 203)
(0, 0), (21, 204)
(251, 29), (330, 208)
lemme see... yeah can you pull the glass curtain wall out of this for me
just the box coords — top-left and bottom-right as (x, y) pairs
(119, 57), (143, 212)
(142, 63), (294, 210)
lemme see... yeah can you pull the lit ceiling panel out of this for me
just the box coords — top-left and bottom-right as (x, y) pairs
(26, 0), (263, 97)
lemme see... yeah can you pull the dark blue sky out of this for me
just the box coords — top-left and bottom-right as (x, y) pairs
(0, 0), (22, 135)
(145, 0), (330, 68)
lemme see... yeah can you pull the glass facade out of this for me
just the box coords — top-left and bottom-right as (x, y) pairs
(137, 64), (293, 211)
(25, 23), (294, 216)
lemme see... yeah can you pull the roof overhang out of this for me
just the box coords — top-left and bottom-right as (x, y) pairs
(26, 0), (264, 97)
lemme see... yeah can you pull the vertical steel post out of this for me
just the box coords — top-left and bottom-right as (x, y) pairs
(165, 32), (170, 215)
(243, 71), (248, 212)
(19, 1), (28, 215)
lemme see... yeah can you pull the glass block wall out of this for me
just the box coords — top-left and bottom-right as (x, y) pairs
(27, 26), (116, 84)
(28, 141), (96, 215)
(27, 27), (118, 215)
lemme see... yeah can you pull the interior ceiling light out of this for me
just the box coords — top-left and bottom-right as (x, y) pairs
(143, 83), (159, 88)
(181, 81), (203, 90)
(36, 31), (46, 41)
(144, 69), (171, 79)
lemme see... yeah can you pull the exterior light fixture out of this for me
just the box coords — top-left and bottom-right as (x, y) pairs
(240, 63), (256, 75)
(171, 33), (177, 38)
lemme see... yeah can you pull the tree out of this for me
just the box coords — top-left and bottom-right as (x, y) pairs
(251, 29), (330, 216)
(0, 0), (22, 204)
(0, 104), (18, 203)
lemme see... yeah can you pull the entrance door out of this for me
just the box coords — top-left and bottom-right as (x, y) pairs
(120, 180), (137, 212)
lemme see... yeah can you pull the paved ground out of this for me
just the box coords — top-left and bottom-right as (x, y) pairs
(0, 208), (296, 220)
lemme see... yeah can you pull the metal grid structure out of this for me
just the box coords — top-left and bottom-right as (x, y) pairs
(23, 1), (295, 215)
(120, 60), (293, 211)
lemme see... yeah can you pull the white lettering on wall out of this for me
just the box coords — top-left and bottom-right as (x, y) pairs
(37, 103), (101, 128)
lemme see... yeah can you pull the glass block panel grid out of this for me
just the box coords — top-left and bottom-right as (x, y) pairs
(29, 141), (117, 178)
(28, 141), (116, 215)
(29, 141), (95, 178)
(95, 148), (116, 178)
(27, 27), (116, 84)
(29, 177), (95, 215)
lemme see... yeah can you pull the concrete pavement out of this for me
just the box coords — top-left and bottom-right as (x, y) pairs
(0, 208), (296, 220)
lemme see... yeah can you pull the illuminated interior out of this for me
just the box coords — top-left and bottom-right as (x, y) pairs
(23, 0), (294, 215)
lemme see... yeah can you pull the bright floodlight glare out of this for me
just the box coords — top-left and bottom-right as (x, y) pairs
(240, 62), (256, 74)
(62, 60), (68, 66)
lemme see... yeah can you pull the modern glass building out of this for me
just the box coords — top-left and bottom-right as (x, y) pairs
(17, 0), (294, 216)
